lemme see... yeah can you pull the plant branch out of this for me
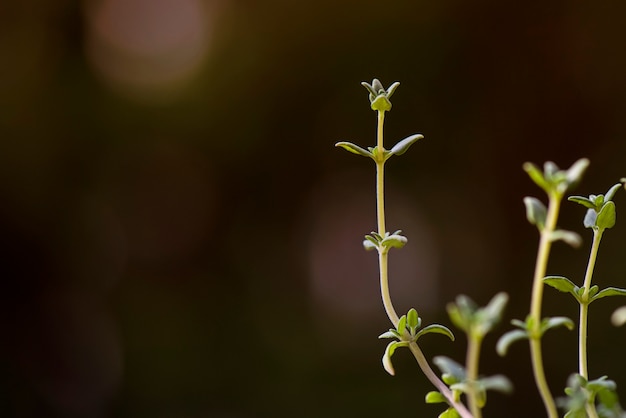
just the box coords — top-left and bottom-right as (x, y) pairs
(579, 229), (603, 379)
(466, 334), (483, 418)
(528, 192), (562, 418)
(409, 343), (474, 418)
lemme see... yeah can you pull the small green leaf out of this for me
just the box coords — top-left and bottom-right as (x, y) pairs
(363, 239), (378, 251)
(425, 391), (447, 404)
(397, 314), (407, 335)
(446, 304), (468, 332)
(378, 330), (400, 339)
(389, 134), (424, 156)
(596, 201), (616, 230)
(497, 329), (528, 356)
(524, 162), (551, 193)
(591, 287), (626, 302)
(568, 195), (596, 209)
(480, 375), (513, 394)
(524, 197), (547, 230)
(549, 230), (582, 248)
(589, 285), (599, 298)
(544, 276), (581, 301)
(381, 233), (408, 249)
(415, 324), (455, 341)
(433, 356), (466, 382)
(541, 316), (575, 333)
(586, 376), (616, 393)
(565, 158), (590, 187)
(584, 208), (597, 229)
(605, 183), (623, 202)
(386, 82), (400, 99)
(382, 341), (407, 376)
(407, 308), (419, 332)
(483, 292), (509, 324)
(335, 141), (373, 158)
(612, 306), (626, 326)
(438, 408), (462, 418)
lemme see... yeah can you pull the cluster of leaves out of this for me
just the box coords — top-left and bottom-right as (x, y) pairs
(559, 375), (626, 418)
(427, 294), (512, 418)
(378, 308), (454, 376)
(363, 230), (407, 252)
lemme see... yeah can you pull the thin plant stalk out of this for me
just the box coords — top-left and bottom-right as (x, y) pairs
(579, 229), (602, 379)
(579, 231), (603, 418)
(528, 192), (562, 418)
(466, 334), (483, 418)
(374, 110), (473, 418)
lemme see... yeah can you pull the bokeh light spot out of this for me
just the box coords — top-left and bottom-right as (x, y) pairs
(84, 0), (215, 101)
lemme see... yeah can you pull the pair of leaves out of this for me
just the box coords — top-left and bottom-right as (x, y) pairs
(559, 374), (626, 418)
(569, 183), (622, 231)
(362, 78), (399, 112)
(544, 276), (626, 305)
(379, 308), (454, 376)
(363, 230), (407, 252)
(523, 197), (582, 245)
(524, 159), (589, 196)
(428, 357), (512, 411)
(497, 315), (574, 356)
(447, 292), (508, 339)
(335, 133), (423, 162)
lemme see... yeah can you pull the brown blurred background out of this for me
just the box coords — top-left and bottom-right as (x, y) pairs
(1, 1), (626, 417)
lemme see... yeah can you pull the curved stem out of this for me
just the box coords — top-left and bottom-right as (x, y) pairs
(409, 343), (474, 418)
(379, 249), (400, 326)
(374, 109), (471, 416)
(528, 192), (562, 418)
(579, 229), (603, 379)
(466, 334), (483, 418)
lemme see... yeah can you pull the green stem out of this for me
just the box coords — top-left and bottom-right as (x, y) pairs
(379, 249), (399, 325)
(585, 402), (600, 418)
(579, 229), (603, 379)
(374, 109), (472, 418)
(466, 334), (483, 418)
(528, 192), (562, 418)
(409, 343), (474, 418)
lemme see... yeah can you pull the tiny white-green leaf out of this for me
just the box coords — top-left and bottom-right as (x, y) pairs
(397, 315), (407, 334)
(568, 196), (596, 209)
(605, 183), (623, 202)
(381, 234), (408, 249)
(480, 375), (513, 394)
(565, 158), (590, 186)
(335, 141), (373, 158)
(524, 196), (547, 230)
(425, 391), (447, 404)
(542, 316), (575, 333)
(407, 308), (419, 331)
(389, 134), (424, 156)
(596, 201), (616, 230)
(583, 208), (597, 229)
(363, 239), (378, 251)
(544, 276), (581, 301)
(549, 230), (582, 248)
(382, 341), (408, 376)
(378, 330), (400, 339)
(386, 82), (400, 99)
(523, 163), (551, 193)
(591, 287), (626, 302)
(433, 356), (466, 381)
(496, 329), (528, 356)
(415, 324), (455, 341)
(438, 408), (462, 418)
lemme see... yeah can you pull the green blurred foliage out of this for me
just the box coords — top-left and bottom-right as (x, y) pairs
(2, 0), (626, 417)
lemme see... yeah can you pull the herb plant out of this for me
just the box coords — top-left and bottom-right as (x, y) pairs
(335, 78), (626, 417)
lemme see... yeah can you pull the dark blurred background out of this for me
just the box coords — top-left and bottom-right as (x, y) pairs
(1, 1), (626, 417)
